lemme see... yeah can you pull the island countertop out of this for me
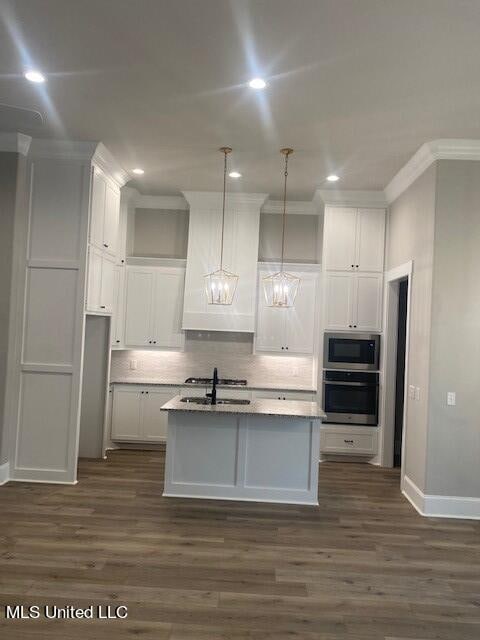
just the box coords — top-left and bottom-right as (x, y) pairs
(161, 395), (326, 420)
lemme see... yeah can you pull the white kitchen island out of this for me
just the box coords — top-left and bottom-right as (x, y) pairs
(161, 396), (326, 505)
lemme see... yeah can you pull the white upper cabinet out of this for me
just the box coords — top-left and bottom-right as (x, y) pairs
(255, 268), (318, 355)
(325, 271), (383, 332)
(323, 206), (385, 272)
(124, 265), (185, 348)
(86, 246), (116, 314)
(124, 268), (155, 346)
(111, 265), (125, 347)
(89, 168), (120, 257)
(355, 208), (386, 272)
(323, 207), (358, 271)
(182, 192), (267, 332)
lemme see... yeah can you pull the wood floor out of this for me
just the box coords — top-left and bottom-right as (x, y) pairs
(0, 450), (479, 640)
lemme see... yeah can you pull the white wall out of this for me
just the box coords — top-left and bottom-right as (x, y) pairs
(426, 160), (480, 499)
(386, 164), (436, 492)
(133, 208), (188, 258)
(0, 152), (21, 464)
(78, 316), (109, 459)
(258, 213), (319, 263)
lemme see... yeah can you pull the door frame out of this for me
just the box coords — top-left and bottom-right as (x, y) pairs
(380, 261), (413, 486)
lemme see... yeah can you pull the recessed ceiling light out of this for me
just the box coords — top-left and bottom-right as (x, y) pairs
(327, 174), (340, 182)
(248, 78), (267, 89)
(132, 168), (145, 175)
(229, 171), (242, 178)
(24, 70), (46, 83)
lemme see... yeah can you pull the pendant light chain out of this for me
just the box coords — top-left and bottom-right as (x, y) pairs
(219, 147), (229, 270)
(280, 148), (293, 271)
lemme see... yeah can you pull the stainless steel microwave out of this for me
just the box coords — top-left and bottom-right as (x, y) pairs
(323, 333), (380, 371)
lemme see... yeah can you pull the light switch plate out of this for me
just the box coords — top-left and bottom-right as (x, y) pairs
(408, 385), (415, 399)
(415, 386), (420, 401)
(447, 391), (456, 406)
(130, 359), (138, 370)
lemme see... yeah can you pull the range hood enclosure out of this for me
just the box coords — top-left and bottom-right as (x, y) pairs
(182, 191), (267, 332)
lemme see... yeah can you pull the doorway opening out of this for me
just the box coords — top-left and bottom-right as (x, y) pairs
(382, 261), (412, 480)
(393, 279), (408, 467)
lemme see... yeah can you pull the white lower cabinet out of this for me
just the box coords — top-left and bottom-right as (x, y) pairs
(325, 271), (382, 331)
(320, 426), (378, 456)
(111, 384), (178, 442)
(86, 246), (116, 314)
(124, 265), (185, 348)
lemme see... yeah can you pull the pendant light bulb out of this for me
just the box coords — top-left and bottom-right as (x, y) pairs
(204, 147), (239, 305)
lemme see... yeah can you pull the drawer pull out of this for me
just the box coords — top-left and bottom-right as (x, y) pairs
(344, 439), (354, 444)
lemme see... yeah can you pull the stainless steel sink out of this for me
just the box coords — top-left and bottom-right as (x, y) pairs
(180, 397), (251, 406)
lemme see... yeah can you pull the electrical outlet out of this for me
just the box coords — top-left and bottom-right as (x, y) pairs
(408, 385), (415, 399)
(415, 386), (420, 401)
(447, 391), (456, 406)
(130, 359), (138, 370)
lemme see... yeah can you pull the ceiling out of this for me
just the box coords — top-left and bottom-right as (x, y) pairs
(1, 0), (480, 199)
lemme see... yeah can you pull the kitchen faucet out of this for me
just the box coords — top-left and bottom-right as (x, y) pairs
(206, 367), (218, 404)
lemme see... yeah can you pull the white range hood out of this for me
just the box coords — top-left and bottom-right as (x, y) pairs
(182, 191), (268, 332)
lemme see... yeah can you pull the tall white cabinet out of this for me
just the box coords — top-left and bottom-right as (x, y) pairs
(323, 206), (385, 332)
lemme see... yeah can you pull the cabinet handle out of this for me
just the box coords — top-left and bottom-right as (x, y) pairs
(349, 324), (352, 328)
(116, 340), (120, 344)
(145, 391), (149, 394)
(121, 259), (125, 264)
(356, 264), (359, 268)
(278, 396), (281, 400)
(353, 325), (357, 328)
(344, 439), (354, 444)
(141, 391), (144, 394)
(283, 396), (286, 400)
(100, 305), (106, 309)
(351, 264), (354, 268)
(103, 243), (109, 248)
(148, 340), (152, 344)
(285, 346), (289, 350)
(281, 346), (284, 350)
(153, 341), (157, 344)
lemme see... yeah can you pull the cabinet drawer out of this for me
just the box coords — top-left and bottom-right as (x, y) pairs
(320, 429), (377, 455)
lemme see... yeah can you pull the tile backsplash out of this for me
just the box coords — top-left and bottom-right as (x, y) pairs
(111, 331), (315, 389)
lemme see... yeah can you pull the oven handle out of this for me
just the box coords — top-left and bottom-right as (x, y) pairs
(324, 381), (379, 387)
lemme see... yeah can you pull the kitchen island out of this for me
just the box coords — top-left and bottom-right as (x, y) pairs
(161, 396), (326, 505)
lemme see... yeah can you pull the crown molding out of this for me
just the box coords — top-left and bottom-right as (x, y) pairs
(182, 190), (268, 212)
(92, 142), (129, 187)
(314, 189), (387, 209)
(261, 199), (318, 215)
(135, 194), (189, 210)
(0, 132), (31, 156)
(385, 139), (480, 204)
(28, 138), (98, 160)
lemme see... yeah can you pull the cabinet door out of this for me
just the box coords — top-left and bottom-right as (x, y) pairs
(124, 268), (155, 346)
(90, 170), (106, 249)
(153, 269), (185, 348)
(86, 246), (102, 312)
(255, 273), (286, 352)
(285, 272), (317, 354)
(111, 265), (125, 347)
(99, 254), (116, 314)
(142, 388), (178, 441)
(353, 273), (383, 331)
(111, 386), (142, 440)
(324, 272), (354, 330)
(323, 208), (357, 271)
(103, 183), (120, 257)
(356, 209), (385, 272)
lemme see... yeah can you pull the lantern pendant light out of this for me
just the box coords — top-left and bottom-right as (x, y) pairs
(262, 148), (300, 308)
(204, 147), (239, 305)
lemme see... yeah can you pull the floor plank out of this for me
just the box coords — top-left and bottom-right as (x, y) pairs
(0, 449), (479, 639)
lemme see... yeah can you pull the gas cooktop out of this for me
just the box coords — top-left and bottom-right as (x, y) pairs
(185, 377), (247, 386)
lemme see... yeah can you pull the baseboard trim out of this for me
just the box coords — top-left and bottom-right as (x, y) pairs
(0, 461), (9, 485)
(402, 475), (480, 520)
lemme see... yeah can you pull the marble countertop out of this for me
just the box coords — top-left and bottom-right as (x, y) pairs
(161, 395), (326, 420)
(110, 378), (317, 393)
